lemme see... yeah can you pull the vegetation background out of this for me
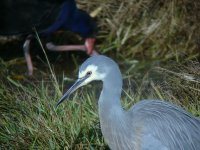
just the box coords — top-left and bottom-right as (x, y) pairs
(0, 0), (200, 149)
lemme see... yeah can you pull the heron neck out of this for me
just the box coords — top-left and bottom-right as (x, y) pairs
(98, 75), (128, 147)
(98, 75), (124, 120)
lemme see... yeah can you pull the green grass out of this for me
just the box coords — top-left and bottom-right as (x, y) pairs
(0, 76), (106, 149)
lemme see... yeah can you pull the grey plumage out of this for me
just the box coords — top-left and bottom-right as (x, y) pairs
(57, 55), (200, 150)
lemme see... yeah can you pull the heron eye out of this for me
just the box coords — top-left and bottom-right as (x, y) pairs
(86, 71), (92, 76)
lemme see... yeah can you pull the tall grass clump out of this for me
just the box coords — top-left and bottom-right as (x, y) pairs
(0, 77), (106, 149)
(0, 57), (106, 149)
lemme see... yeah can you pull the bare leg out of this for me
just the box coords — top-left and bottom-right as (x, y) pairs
(23, 35), (34, 76)
(46, 42), (86, 52)
(46, 37), (98, 56)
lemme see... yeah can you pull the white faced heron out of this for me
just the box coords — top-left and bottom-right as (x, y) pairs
(57, 55), (200, 150)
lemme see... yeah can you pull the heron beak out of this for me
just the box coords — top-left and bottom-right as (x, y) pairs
(56, 75), (89, 107)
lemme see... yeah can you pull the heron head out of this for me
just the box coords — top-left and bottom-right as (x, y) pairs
(56, 55), (111, 107)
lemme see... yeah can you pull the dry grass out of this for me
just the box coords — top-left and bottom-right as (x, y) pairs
(78, 0), (200, 60)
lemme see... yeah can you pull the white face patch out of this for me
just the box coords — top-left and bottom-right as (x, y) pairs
(79, 65), (106, 85)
